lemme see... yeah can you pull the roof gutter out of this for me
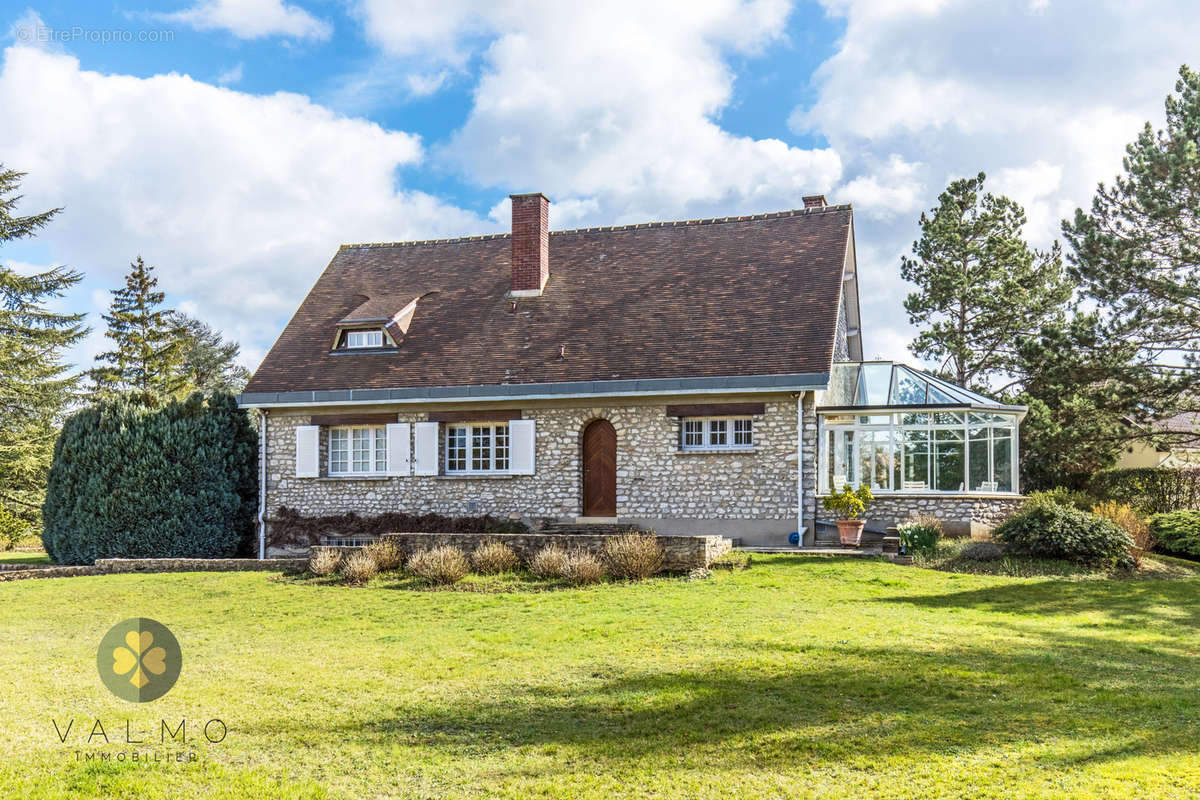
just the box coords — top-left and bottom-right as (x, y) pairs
(237, 372), (831, 409)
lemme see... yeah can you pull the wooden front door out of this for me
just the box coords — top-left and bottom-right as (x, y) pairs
(582, 420), (617, 517)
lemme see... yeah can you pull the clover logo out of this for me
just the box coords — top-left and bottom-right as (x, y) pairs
(97, 619), (181, 702)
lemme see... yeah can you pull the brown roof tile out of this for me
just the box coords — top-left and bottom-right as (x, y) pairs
(244, 205), (853, 394)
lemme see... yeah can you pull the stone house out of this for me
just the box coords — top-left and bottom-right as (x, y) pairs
(239, 193), (1024, 554)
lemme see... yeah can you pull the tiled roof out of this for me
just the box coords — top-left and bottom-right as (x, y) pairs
(244, 205), (853, 394)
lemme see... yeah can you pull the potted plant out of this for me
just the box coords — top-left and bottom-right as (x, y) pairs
(822, 484), (874, 546)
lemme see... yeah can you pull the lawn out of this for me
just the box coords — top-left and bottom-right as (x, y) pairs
(1, 556), (1198, 799)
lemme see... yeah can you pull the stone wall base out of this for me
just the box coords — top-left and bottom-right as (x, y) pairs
(818, 494), (1025, 538)
(0, 557), (307, 581)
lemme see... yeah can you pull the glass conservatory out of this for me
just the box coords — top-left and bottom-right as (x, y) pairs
(817, 362), (1025, 496)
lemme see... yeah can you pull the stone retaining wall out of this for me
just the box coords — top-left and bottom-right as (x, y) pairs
(314, 532), (732, 572)
(0, 558), (306, 582)
(819, 494), (1024, 537)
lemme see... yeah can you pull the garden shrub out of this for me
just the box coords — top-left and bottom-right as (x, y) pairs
(471, 540), (519, 574)
(603, 532), (665, 579)
(1091, 467), (1200, 514)
(529, 545), (570, 579)
(42, 393), (258, 564)
(1092, 501), (1153, 567)
(564, 550), (606, 585)
(407, 546), (469, 585)
(308, 548), (343, 576)
(341, 550), (378, 586)
(958, 540), (1004, 562)
(1149, 510), (1200, 557)
(898, 514), (942, 555)
(0, 504), (30, 550)
(994, 504), (1133, 565)
(363, 539), (404, 571)
(268, 507), (528, 550)
(1024, 487), (1097, 512)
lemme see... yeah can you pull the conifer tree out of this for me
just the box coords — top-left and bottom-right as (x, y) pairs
(0, 166), (87, 523)
(167, 311), (251, 394)
(1064, 64), (1200, 415)
(902, 172), (1073, 389)
(90, 257), (187, 405)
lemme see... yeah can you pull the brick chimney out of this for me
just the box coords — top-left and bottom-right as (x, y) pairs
(802, 194), (827, 209)
(510, 192), (550, 296)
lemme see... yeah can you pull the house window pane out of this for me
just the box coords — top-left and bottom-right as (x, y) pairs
(857, 362), (891, 405)
(683, 420), (704, 448)
(903, 429), (929, 489)
(993, 432), (1013, 492)
(330, 428), (348, 474)
(836, 429), (856, 487)
(374, 427), (387, 472)
(733, 419), (753, 446)
(472, 426), (492, 471)
(446, 427), (467, 472)
(494, 424), (510, 471)
(934, 429), (965, 491)
(968, 426), (990, 491)
(709, 419), (728, 446)
(330, 426), (386, 474)
(346, 330), (383, 348)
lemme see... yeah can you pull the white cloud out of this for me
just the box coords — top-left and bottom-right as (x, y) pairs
(216, 62), (243, 85)
(356, 0), (841, 225)
(794, 0), (1200, 367)
(0, 44), (487, 370)
(159, 0), (331, 41)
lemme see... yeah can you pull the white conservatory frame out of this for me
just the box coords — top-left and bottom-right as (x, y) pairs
(817, 362), (1025, 496)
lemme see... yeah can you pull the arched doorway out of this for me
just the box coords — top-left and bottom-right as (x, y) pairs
(581, 419), (617, 517)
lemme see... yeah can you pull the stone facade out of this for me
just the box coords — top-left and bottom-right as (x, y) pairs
(818, 493), (1024, 538)
(262, 393), (817, 551)
(314, 531), (731, 572)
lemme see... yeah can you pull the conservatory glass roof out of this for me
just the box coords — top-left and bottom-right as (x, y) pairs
(823, 361), (1025, 414)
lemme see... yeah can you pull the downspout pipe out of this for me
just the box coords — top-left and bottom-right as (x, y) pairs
(258, 410), (268, 560)
(796, 393), (806, 547)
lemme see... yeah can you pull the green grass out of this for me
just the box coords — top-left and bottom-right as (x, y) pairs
(1, 557), (1199, 798)
(0, 550), (49, 564)
(913, 538), (1200, 579)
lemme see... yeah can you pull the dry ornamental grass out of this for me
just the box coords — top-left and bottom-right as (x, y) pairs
(471, 540), (520, 574)
(408, 545), (470, 585)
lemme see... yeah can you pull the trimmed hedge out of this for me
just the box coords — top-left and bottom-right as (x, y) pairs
(1090, 468), (1200, 514)
(994, 504), (1132, 566)
(1149, 511), (1200, 558)
(42, 393), (258, 564)
(268, 507), (528, 548)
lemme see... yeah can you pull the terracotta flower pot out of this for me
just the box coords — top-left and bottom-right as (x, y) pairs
(837, 519), (866, 546)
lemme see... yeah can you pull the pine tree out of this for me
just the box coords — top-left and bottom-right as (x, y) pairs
(902, 172), (1073, 389)
(0, 166), (87, 523)
(90, 257), (187, 405)
(1012, 315), (1183, 490)
(167, 311), (251, 394)
(1063, 64), (1200, 406)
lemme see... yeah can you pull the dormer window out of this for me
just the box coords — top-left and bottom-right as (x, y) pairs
(345, 329), (384, 349)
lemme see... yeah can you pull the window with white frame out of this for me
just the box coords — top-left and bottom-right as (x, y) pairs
(344, 329), (384, 349)
(680, 417), (754, 450)
(446, 423), (510, 473)
(329, 425), (387, 475)
(819, 411), (1018, 494)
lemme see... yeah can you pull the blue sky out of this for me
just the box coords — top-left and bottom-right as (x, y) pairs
(2, 1), (1198, 375)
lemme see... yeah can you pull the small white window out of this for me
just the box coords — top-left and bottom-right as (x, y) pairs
(345, 329), (384, 349)
(681, 417), (754, 450)
(446, 423), (510, 473)
(329, 425), (388, 475)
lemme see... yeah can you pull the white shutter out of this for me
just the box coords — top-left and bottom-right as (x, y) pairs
(295, 425), (320, 478)
(509, 419), (536, 475)
(413, 422), (439, 476)
(386, 423), (411, 476)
